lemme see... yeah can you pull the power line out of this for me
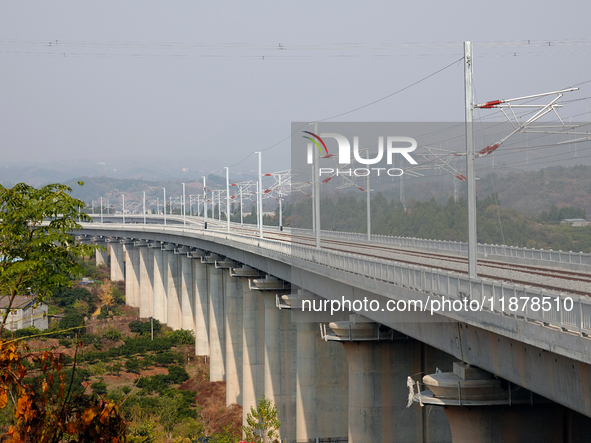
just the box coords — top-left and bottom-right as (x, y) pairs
(210, 57), (464, 175)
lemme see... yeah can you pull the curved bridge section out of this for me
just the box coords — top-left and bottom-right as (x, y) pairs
(79, 220), (591, 442)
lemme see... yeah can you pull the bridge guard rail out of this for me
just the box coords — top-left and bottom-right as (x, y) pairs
(80, 223), (591, 339)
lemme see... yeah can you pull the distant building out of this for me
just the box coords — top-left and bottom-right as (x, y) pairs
(561, 218), (591, 227)
(0, 296), (48, 331)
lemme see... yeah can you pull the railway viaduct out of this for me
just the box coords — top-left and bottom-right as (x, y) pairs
(78, 215), (591, 442)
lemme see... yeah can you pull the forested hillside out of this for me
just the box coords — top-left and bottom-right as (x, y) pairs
(478, 165), (591, 215)
(284, 193), (591, 252)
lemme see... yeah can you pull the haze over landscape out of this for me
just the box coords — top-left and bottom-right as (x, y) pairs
(2, 1), (591, 187)
(0, 2), (589, 244)
(3, 3), (591, 442)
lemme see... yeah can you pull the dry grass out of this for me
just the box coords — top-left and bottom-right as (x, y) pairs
(179, 357), (242, 437)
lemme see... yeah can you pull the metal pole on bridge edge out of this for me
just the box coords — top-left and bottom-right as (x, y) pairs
(225, 167), (230, 233)
(314, 122), (321, 248)
(465, 41), (477, 279)
(203, 176), (207, 229)
(182, 183), (186, 227)
(257, 151), (263, 239)
(163, 188), (167, 226)
(143, 191), (146, 225)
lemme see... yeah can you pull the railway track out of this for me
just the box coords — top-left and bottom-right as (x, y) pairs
(183, 219), (591, 297)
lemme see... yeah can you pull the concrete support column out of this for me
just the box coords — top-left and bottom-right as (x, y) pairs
(178, 247), (194, 332)
(345, 339), (421, 442)
(109, 240), (124, 282)
(191, 252), (209, 356)
(93, 238), (107, 266)
(296, 321), (320, 441)
(151, 243), (166, 324)
(263, 292), (297, 442)
(136, 240), (152, 318)
(242, 278), (265, 427)
(206, 256), (225, 381)
(419, 362), (591, 443)
(296, 315), (348, 440)
(327, 317), (451, 443)
(347, 335), (423, 441)
(165, 246), (181, 330)
(222, 263), (242, 406)
(123, 240), (139, 307)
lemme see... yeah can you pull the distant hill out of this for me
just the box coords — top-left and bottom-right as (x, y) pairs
(3, 160), (590, 219)
(477, 165), (591, 215)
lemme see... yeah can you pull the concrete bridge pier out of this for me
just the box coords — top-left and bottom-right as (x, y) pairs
(92, 237), (108, 266)
(295, 292), (349, 442)
(328, 316), (452, 443)
(150, 242), (166, 324)
(419, 362), (591, 443)
(160, 243), (178, 328)
(241, 274), (265, 427)
(107, 238), (124, 282)
(135, 240), (152, 318)
(203, 254), (225, 382)
(177, 246), (194, 332)
(191, 251), (209, 356)
(122, 239), (139, 308)
(217, 260), (241, 406)
(163, 246), (183, 330)
(260, 287), (296, 442)
(250, 276), (296, 442)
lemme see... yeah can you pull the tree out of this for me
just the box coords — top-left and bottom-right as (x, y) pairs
(0, 182), (95, 333)
(0, 342), (127, 442)
(98, 278), (115, 310)
(124, 358), (141, 374)
(52, 286), (93, 309)
(242, 395), (280, 443)
(0, 183), (127, 441)
(59, 311), (87, 336)
(158, 391), (183, 442)
(169, 328), (195, 345)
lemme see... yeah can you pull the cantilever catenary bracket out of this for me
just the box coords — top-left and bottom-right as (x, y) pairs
(474, 87), (580, 156)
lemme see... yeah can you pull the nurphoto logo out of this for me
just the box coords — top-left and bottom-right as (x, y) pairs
(303, 130), (418, 177)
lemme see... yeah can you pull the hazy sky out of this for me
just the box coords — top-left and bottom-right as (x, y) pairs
(1, 1), (590, 178)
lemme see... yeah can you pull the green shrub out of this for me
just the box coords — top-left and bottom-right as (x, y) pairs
(58, 312), (86, 335)
(109, 362), (123, 375)
(125, 357), (141, 374)
(103, 327), (122, 341)
(129, 319), (161, 336)
(111, 305), (123, 317)
(169, 329), (194, 345)
(91, 380), (107, 395)
(136, 375), (169, 393)
(135, 366), (189, 393)
(97, 306), (110, 320)
(106, 388), (125, 403)
(167, 365), (189, 384)
(89, 362), (107, 377)
(153, 351), (183, 366)
(14, 326), (41, 339)
(128, 320), (142, 334)
(81, 336), (176, 363)
(51, 286), (92, 308)
(72, 299), (91, 317)
(112, 286), (125, 305)
(82, 333), (99, 346)
(140, 356), (154, 370)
